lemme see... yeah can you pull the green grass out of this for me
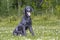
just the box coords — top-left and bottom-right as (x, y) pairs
(0, 15), (60, 40)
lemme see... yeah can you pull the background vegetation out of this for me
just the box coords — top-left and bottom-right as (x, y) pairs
(0, 0), (60, 40)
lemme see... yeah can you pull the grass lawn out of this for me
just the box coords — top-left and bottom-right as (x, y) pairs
(0, 16), (60, 40)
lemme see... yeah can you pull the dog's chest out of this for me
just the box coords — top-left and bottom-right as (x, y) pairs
(26, 18), (31, 25)
(26, 18), (30, 23)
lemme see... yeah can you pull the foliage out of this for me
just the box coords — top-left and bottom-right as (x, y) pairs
(0, 0), (60, 17)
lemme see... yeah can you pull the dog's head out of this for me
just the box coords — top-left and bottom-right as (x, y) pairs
(24, 6), (33, 17)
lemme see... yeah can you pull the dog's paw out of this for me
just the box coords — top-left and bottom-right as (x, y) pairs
(13, 31), (18, 36)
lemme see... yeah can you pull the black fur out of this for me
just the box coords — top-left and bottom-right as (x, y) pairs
(13, 6), (34, 36)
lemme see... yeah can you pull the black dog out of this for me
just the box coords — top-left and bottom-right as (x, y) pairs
(13, 6), (34, 36)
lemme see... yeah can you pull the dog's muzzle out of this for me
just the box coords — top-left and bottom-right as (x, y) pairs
(27, 12), (31, 16)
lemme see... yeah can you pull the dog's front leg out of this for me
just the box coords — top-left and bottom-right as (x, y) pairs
(22, 26), (26, 36)
(29, 26), (34, 36)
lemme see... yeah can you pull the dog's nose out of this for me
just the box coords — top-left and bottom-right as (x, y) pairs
(27, 12), (31, 16)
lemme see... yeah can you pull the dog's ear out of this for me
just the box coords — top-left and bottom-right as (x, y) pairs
(23, 7), (27, 14)
(30, 7), (33, 12)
